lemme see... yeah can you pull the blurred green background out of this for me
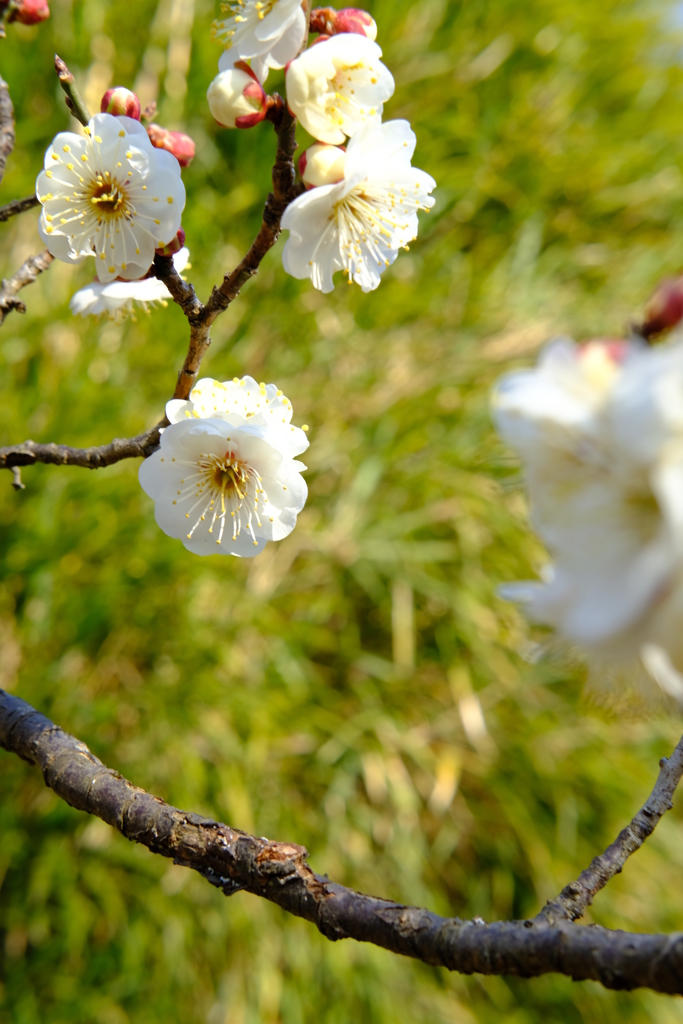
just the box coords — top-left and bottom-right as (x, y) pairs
(3, 0), (683, 1021)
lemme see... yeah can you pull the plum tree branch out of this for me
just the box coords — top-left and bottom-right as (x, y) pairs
(155, 107), (304, 401)
(537, 733), (683, 925)
(0, 194), (39, 222)
(0, 420), (166, 470)
(0, 248), (53, 324)
(2, 687), (683, 996)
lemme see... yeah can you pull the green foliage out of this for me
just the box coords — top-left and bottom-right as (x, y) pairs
(2, 0), (683, 1020)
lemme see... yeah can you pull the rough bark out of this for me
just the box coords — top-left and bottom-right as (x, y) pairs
(0, 249), (53, 324)
(2, 688), (683, 996)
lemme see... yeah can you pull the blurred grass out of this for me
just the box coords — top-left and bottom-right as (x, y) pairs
(3, 0), (683, 1021)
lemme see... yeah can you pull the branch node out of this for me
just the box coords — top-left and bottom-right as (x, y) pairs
(11, 466), (24, 490)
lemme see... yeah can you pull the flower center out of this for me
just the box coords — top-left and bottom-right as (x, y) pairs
(85, 175), (132, 224)
(174, 449), (269, 547)
(331, 182), (428, 276)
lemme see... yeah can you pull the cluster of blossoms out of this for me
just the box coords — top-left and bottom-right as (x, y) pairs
(207, 2), (436, 292)
(493, 332), (683, 704)
(33, 5), (436, 559)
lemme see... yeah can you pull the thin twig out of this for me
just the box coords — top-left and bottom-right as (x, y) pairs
(0, 193), (39, 222)
(537, 735), (683, 924)
(0, 249), (53, 325)
(0, 420), (165, 470)
(0, 73), (15, 186)
(10, 466), (24, 490)
(54, 54), (91, 127)
(1, 688), (683, 996)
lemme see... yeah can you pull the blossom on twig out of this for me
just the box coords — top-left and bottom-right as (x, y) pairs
(285, 33), (394, 144)
(139, 376), (309, 557)
(492, 336), (683, 704)
(281, 117), (435, 293)
(36, 113), (185, 283)
(211, 0), (306, 83)
(69, 247), (189, 321)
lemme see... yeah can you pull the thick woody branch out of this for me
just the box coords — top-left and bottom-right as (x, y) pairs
(0, 420), (165, 472)
(2, 688), (683, 996)
(537, 734), (683, 925)
(0, 73), (15, 186)
(0, 248), (53, 324)
(0, 193), (39, 222)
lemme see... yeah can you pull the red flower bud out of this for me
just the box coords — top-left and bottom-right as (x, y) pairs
(146, 124), (195, 167)
(642, 277), (683, 338)
(309, 6), (377, 40)
(155, 227), (186, 258)
(101, 86), (142, 120)
(6, 0), (49, 24)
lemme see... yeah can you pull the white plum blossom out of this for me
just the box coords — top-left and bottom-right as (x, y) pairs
(211, 0), (306, 82)
(285, 33), (394, 145)
(36, 113), (185, 283)
(281, 117), (435, 293)
(69, 248), (189, 321)
(492, 335), (683, 703)
(139, 376), (309, 558)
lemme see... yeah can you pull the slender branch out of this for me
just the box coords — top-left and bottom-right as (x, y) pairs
(2, 688), (683, 996)
(0, 248), (53, 324)
(0, 73), (15, 186)
(0, 193), (39, 222)
(54, 54), (91, 127)
(537, 734), (683, 924)
(0, 420), (165, 472)
(155, 107), (304, 401)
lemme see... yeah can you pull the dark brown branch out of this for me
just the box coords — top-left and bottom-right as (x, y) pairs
(0, 420), (165, 471)
(156, 109), (304, 401)
(0, 193), (39, 222)
(2, 688), (683, 996)
(0, 73), (15, 186)
(0, 248), (53, 325)
(537, 734), (683, 925)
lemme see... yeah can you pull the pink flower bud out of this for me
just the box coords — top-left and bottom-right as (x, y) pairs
(298, 143), (346, 188)
(6, 0), (49, 24)
(642, 277), (683, 337)
(155, 227), (186, 258)
(101, 86), (142, 120)
(309, 6), (377, 40)
(206, 61), (267, 129)
(146, 124), (196, 167)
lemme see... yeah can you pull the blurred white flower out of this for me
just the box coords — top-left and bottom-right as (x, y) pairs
(285, 33), (394, 144)
(281, 117), (435, 293)
(211, 0), (306, 82)
(69, 248), (189, 321)
(492, 336), (683, 699)
(139, 376), (309, 558)
(37, 113), (185, 283)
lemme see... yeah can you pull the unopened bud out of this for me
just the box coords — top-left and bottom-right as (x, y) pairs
(642, 277), (683, 337)
(207, 61), (267, 129)
(299, 143), (346, 188)
(6, 0), (49, 23)
(146, 124), (196, 167)
(101, 86), (141, 120)
(155, 227), (186, 258)
(310, 6), (377, 40)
